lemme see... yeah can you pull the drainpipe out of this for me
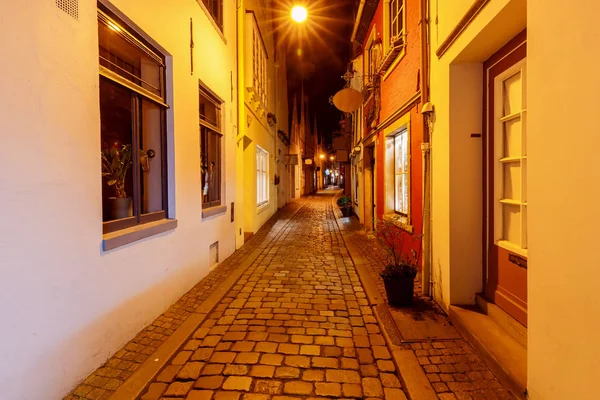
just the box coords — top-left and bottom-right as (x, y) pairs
(419, 0), (433, 297)
(350, 0), (366, 42)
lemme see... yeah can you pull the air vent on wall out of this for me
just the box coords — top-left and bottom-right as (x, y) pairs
(56, 0), (79, 19)
(209, 242), (219, 268)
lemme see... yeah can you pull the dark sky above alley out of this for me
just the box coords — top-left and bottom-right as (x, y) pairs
(274, 0), (355, 139)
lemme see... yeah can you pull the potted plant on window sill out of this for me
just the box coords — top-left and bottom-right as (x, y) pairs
(101, 144), (147, 219)
(376, 218), (421, 307)
(336, 195), (353, 218)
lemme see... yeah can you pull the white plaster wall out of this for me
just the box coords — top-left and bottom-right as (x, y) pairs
(528, 0), (600, 397)
(429, 0), (524, 309)
(237, 0), (280, 237)
(0, 0), (237, 398)
(448, 63), (483, 305)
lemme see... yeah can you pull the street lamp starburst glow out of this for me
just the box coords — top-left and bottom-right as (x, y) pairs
(291, 5), (308, 23)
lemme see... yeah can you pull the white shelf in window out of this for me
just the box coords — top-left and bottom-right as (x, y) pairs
(497, 240), (528, 257)
(499, 156), (521, 163)
(499, 199), (522, 206)
(499, 112), (521, 122)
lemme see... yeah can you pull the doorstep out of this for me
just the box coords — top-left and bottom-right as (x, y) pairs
(449, 303), (527, 399)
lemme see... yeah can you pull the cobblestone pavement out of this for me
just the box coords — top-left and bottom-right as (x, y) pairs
(138, 192), (407, 400)
(341, 216), (515, 400)
(66, 202), (304, 400)
(68, 192), (408, 400)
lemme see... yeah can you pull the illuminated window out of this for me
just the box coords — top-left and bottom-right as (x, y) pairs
(257, 146), (269, 206)
(392, 129), (409, 215)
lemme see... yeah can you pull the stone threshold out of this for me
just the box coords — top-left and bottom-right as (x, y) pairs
(449, 304), (527, 399)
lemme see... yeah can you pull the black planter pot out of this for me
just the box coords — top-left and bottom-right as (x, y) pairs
(382, 276), (415, 307)
(340, 207), (352, 217)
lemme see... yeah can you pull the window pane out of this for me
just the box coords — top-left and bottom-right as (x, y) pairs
(200, 93), (220, 128)
(98, 17), (163, 97)
(503, 72), (522, 116)
(503, 162), (521, 201)
(522, 205), (528, 249)
(140, 99), (164, 214)
(395, 174), (407, 214)
(503, 119), (521, 158)
(502, 204), (520, 244)
(100, 78), (134, 222)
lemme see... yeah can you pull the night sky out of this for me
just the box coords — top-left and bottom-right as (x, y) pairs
(274, 1), (355, 141)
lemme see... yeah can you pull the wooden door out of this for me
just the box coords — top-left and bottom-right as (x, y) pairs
(484, 34), (528, 327)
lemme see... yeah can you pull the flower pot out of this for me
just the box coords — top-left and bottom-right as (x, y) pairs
(110, 197), (132, 219)
(341, 207), (352, 217)
(382, 275), (415, 307)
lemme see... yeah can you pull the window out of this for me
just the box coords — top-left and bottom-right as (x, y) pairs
(367, 42), (378, 83)
(393, 129), (409, 214)
(389, 0), (405, 44)
(98, 7), (168, 234)
(200, 86), (223, 208)
(257, 146), (269, 206)
(201, 0), (223, 31)
(245, 12), (268, 108)
(495, 61), (527, 254)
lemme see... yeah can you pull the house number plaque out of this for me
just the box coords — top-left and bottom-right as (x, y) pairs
(509, 254), (527, 269)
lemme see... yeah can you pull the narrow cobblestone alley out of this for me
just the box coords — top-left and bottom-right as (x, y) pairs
(138, 192), (405, 400)
(68, 192), (404, 400)
(68, 191), (512, 400)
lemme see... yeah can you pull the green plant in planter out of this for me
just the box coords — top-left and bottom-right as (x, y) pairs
(101, 144), (147, 198)
(336, 196), (352, 208)
(337, 195), (353, 217)
(376, 218), (422, 306)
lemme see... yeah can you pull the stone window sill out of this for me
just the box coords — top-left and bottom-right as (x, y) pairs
(383, 213), (413, 233)
(102, 219), (178, 251)
(257, 202), (270, 214)
(202, 205), (227, 219)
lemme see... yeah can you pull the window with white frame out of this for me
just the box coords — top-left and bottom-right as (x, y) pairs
(257, 146), (269, 206)
(246, 12), (268, 108)
(494, 61), (527, 254)
(389, 0), (405, 44)
(392, 129), (409, 214)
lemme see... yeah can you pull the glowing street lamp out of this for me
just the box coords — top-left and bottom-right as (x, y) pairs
(291, 5), (307, 23)
(330, 156), (335, 161)
(319, 154), (325, 159)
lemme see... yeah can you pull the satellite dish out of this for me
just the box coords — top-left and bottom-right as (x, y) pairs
(332, 87), (363, 112)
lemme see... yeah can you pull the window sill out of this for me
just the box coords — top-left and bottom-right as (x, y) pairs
(497, 240), (528, 258)
(196, 0), (227, 44)
(202, 205), (227, 219)
(102, 219), (178, 251)
(383, 213), (413, 233)
(257, 202), (270, 214)
(382, 48), (406, 81)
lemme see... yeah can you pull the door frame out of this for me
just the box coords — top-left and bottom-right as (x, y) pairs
(482, 30), (527, 326)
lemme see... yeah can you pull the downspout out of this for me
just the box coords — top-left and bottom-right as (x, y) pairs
(420, 0), (433, 297)
(350, 0), (366, 42)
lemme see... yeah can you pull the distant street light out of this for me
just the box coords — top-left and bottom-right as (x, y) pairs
(330, 156), (335, 161)
(319, 154), (325, 159)
(291, 5), (307, 23)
